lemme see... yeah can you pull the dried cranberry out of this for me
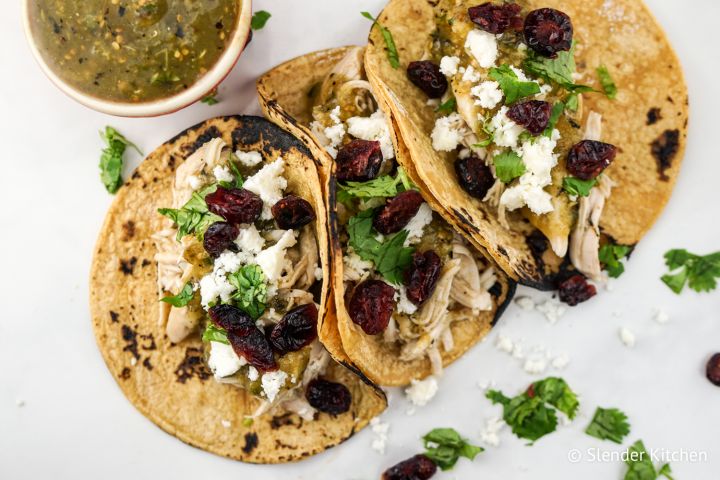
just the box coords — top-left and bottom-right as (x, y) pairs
(208, 304), (255, 332)
(507, 100), (552, 135)
(707, 354), (720, 387)
(272, 194), (316, 229)
(558, 274), (596, 306)
(228, 327), (278, 372)
(203, 222), (240, 257)
(407, 61), (448, 99)
(348, 280), (396, 335)
(336, 139), (383, 182)
(468, 2), (523, 34)
(382, 454), (437, 480)
(269, 304), (318, 354)
(524, 8), (573, 58)
(455, 156), (494, 199)
(404, 251), (442, 306)
(566, 140), (617, 180)
(305, 378), (352, 415)
(205, 186), (263, 224)
(373, 190), (425, 235)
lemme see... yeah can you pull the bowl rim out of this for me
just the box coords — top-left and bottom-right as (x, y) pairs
(22, 0), (253, 118)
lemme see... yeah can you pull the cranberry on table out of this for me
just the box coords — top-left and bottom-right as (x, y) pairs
(707, 353), (720, 386)
(348, 280), (396, 335)
(228, 327), (278, 372)
(205, 186), (263, 224)
(507, 100), (552, 135)
(336, 139), (384, 182)
(558, 274), (597, 306)
(455, 156), (494, 199)
(208, 304), (255, 332)
(468, 2), (523, 34)
(407, 61), (448, 98)
(272, 194), (316, 229)
(524, 8), (573, 58)
(566, 140), (618, 180)
(203, 222), (240, 257)
(305, 378), (352, 415)
(373, 190), (425, 235)
(269, 303), (318, 354)
(404, 251), (442, 306)
(382, 454), (438, 480)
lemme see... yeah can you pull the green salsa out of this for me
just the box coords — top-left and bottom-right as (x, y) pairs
(29, 0), (240, 102)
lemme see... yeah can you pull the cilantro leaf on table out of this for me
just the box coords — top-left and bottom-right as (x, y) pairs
(489, 65), (541, 104)
(493, 151), (526, 183)
(201, 89), (219, 106)
(624, 440), (674, 480)
(160, 282), (194, 307)
(523, 44), (594, 94)
(251, 10), (272, 30)
(597, 65), (618, 99)
(228, 265), (267, 319)
(533, 377), (579, 419)
(585, 407), (631, 444)
(361, 12), (400, 68)
(422, 428), (483, 471)
(599, 243), (631, 278)
(563, 176), (597, 197)
(99, 126), (142, 194)
(202, 323), (229, 344)
(661, 249), (720, 294)
(158, 184), (224, 241)
(337, 167), (413, 204)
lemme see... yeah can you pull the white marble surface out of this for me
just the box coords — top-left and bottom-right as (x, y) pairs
(1, 0), (718, 478)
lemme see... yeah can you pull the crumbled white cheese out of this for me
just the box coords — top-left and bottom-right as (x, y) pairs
(440, 55), (461, 76)
(500, 183), (553, 215)
(480, 417), (505, 447)
(537, 83), (553, 99)
(461, 65), (481, 83)
(235, 150), (263, 167)
(472, 81), (503, 110)
(395, 286), (418, 315)
(208, 341), (246, 378)
(221, 419), (232, 428)
(551, 353), (570, 370)
(619, 327), (636, 348)
(187, 175), (202, 190)
(509, 65), (531, 82)
(535, 299), (567, 324)
(243, 158), (288, 219)
(261, 370), (288, 402)
(464, 29), (498, 68)
(431, 113), (465, 152)
(314, 267), (324, 280)
(213, 165), (234, 183)
(489, 106), (524, 149)
(347, 109), (395, 160)
(496, 334), (514, 354)
(654, 309), (670, 324)
(255, 230), (297, 284)
(403, 203), (433, 245)
(370, 418), (390, 455)
(405, 376), (439, 406)
(247, 366), (259, 382)
(16, 398), (25, 408)
(343, 251), (374, 281)
(523, 357), (548, 374)
(514, 296), (536, 311)
(199, 269), (236, 307)
(517, 133), (560, 179)
(321, 106), (346, 158)
(477, 379), (496, 391)
(234, 224), (265, 254)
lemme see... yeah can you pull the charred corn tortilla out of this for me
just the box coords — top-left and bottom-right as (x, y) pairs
(89, 115), (386, 463)
(258, 49), (515, 386)
(364, 0), (688, 288)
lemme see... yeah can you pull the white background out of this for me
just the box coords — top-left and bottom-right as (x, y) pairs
(1, 0), (718, 478)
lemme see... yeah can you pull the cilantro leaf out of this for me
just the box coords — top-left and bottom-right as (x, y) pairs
(99, 126), (142, 194)
(562, 176), (597, 197)
(585, 407), (631, 444)
(228, 265), (267, 319)
(201, 88), (219, 105)
(422, 428), (483, 471)
(361, 12), (400, 69)
(658, 463), (674, 480)
(565, 93), (579, 111)
(489, 65), (541, 104)
(160, 282), (194, 307)
(202, 323), (229, 344)
(337, 168), (413, 204)
(599, 243), (631, 278)
(661, 248), (720, 294)
(251, 10), (271, 30)
(543, 102), (564, 137)
(158, 184), (224, 240)
(597, 65), (618, 99)
(625, 440), (657, 480)
(533, 377), (579, 419)
(347, 209), (414, 284)
(493, 151), (526, 183)
(523, 44), (594, 94)
(436, 97), (457, 115)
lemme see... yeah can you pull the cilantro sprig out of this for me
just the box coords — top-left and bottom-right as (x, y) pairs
(585, 407), (631, 444)
(161, 282), (194, 307)
(661, 249), (720, 294)
(99, 126), (142, 194)
(422, 428), (483, 471)
(337, 167), (413, 204)
(523, 44), (594, 95)
(489, 65), (541, 104)
(361, 11), (400, 69)
(543, 102), (564, 137)
(624, 440), (674, 480)
(599, 243), (631, 278)
(563, 176), (597, 197)
(158, 184), (224, 240)
(202, 323), (229, 344)
(597, 65), (618, 100)
(493, 151), (526, 183)
(228, 265), (267, 319)
(251, 10), (271, 30)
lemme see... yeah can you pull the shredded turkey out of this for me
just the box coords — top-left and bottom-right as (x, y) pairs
(449, 240), (494, 311)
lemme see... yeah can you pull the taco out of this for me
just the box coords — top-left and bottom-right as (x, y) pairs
(363, 0), (688, 292)
(89, 115), (386, 463)
(258, 48), (515, 386)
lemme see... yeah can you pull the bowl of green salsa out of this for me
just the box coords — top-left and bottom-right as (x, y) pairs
(23, 0), (252, 117)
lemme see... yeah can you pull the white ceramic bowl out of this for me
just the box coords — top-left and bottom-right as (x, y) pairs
(22, 0), (252, 117)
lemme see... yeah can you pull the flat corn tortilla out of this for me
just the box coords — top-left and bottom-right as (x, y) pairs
(258, 49), (516, 386)
(89, 115), (386, 463)
(364, 0), (688, 289)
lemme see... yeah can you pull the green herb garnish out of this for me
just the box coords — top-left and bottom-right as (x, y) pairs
(596, 65), (618, 99)
(99, 126), (142, 194)
(523, 44), (594, 94)
(361, 12), (400, 69)
(543, 102), (565, 137)
(562, 176), (597, 197)
(158, 184), (224, 240)
(228, 265), (267, 319)
(422, 428), (483, 471)
(251, 10), (272, 30)
(493, 151), (526, 183)
(661, 249), (720, 294)
(160, 282), (194, 307)
(436, 97), (457, 114)
(489, 65), (541, 104)
(599, 243), (631, 278)
(337, 168), (413, 204)
(585, 407), (631, 444)
(624, 440), (674, 480)
(202, 324), (229, 344)
(201, 89), (219, 105)
(565, 93), (579, 111)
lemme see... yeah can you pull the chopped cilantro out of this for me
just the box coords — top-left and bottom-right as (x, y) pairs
(160, 282), (194, 307)
(562, 176), (597, 197)
(661, 249), (720, 294)
(99, 126), (142, 194)
(565, 93), (579, 111)
(493, 151), (526, 183)
(489, 65), (541, 104)
(201, 88), (219, 105)
(599, 243), (631, 278)
(251, 10), (271, 30)
(597, 65), (618, 99)
(202, 323), (229, 344)
(158, 184), (223, 240)
(543, 102), (565, 137)
(624, 440), (674, 480)
(585, 407), (631, 444)
(436, 97), (457, 114)
(337, 168), (413, 204)
(228, 265), (267, 319)
(226, 153), (245, 189)
(422, 428), (483, 471)
(361, 12), (400, 69)
(523, 43), (594, 94)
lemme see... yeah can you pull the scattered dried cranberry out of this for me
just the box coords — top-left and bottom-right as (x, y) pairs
(558, 274), (597, 306)
(205, 186), (263, 224)
(305, 378), (352, 415)
(468, 2), (523, 34)
(382, 454), (437, 480)
(373, 190), (425, 235)
(404, 251), (442, 306)
(455, 156), (494, 199)
(407, 61), (448, 98)
(269, 304), (318, 354)
(707, 354), (720, 387)
(272, 194), (316, 229)
(336, 139), (384, 182)
(228, 327), (278, 372)
(524, 8), (573, 58)
(348, 280), (396, 335)
(203, 222), (240, 257)
(566, 140), (617, 180)
(208, 304), (255, 332)
(507, 100), (552, 135)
